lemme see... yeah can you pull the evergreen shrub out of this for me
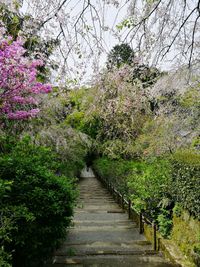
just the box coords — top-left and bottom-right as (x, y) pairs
(0, 136), (77, 267)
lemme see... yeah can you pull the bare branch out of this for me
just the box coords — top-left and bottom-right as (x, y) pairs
(188, 13), (200, 68)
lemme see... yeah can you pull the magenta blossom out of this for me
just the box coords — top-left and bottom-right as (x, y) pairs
(0, 34), (52, 120)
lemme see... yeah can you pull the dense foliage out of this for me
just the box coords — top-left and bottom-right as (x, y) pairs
(106, 43), (135, 69)
(93, 158), (172, 227)
(93, 153), (200, 237)
(171, 150), (200, 219)
(0, 137), (77, 267)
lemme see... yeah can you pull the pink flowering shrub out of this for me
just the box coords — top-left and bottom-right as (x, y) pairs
(0, 33), (51, 120)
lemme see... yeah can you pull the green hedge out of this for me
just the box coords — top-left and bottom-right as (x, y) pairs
(171, 150), (200, 219)
(0, 137), (77, 267)
(93, 157), (171, 216)
(93, 157), (139, 194)
(93, 154), (200, 236)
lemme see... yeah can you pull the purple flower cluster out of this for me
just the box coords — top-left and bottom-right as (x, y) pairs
(0, 34), (52, 120)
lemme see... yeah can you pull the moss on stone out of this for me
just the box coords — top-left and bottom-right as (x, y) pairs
(171, 211), (200, 264)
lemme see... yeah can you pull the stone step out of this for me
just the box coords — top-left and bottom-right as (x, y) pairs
(47, 254), (176, 267)
(69, 225), (138, 231)
(79, 195), (111, 197)
(78, 198), (115, 201)
(62, 240), (152, 247)
(73, 211), (129, 221)
(76, 201), (117, 205)
(75, 209), (125, 215)
(74, 209), (125, 215)
(65, 229), (146, 244)
(68, 225), (138, 232)
(46, 176), (176, 267)
(72, 220), (136, 227)
(55, 241), (153, 256)
(79, 194), (112, 198)
(55, 248), (158, 257)
(75, 205), (122, 210)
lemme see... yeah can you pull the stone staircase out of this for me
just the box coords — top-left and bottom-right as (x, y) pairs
(46, 176), (177, 267)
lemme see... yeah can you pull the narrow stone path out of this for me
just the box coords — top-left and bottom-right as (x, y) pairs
(47, 175), (176, 267)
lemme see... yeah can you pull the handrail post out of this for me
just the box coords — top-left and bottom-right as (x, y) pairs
(128, 199), (131, 219)
(117, 193), (120, 204)
(139, 213), (143, 234)
(152, 222), (157, 251)
(158, 237), (161, 251)
(121, 194), (124, 209)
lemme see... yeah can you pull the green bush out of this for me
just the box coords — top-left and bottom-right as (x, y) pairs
(93, 157), (138, 194)
(127, 159), (172, 216)
(157, 209), (173, 238)
(0, 136), (77, 267)
(65, 110), (85, 129)
(65, 110), (102, 139)
(94, 153), (200, 237)
(0, 179), (13, 267)
(93, 157), (173, 236)
(79, 115), (102, 139)
(172, 203), (182, 217)
(194, 242), (200, 255)
(99, 140), (137, 160)
(0, 247), (12, 267)
(170, 150), (200, 219)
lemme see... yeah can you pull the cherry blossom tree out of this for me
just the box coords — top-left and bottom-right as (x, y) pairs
(116, 0), (200, 68)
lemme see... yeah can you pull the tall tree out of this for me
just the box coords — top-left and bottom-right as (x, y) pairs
(106, 43), (135, 69)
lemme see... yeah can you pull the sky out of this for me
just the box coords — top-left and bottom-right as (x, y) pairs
(20, 0), (130, 85)
(2, 0), (199, 85)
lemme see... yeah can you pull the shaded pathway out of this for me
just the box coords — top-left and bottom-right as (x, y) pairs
(47, 174), (176, 267)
